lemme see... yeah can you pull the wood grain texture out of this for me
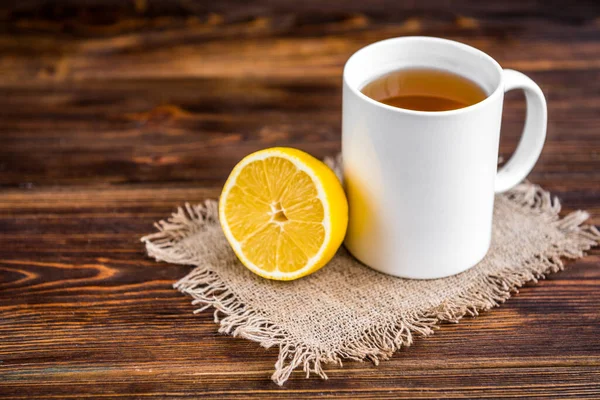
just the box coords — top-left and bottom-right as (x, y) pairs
(0, 0), (599, 398)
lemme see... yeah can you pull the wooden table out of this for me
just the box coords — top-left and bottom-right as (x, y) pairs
(1, 1), (599, 398)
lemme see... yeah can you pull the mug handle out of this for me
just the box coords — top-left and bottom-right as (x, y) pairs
(495, 69), (547, 193)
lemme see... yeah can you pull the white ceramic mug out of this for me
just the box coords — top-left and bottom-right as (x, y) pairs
(342, 36), (547, 279)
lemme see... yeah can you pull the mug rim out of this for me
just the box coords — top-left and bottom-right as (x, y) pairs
(343, 36), (504, 117)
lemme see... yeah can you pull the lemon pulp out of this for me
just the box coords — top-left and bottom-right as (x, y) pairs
(219, 148), (348, 280)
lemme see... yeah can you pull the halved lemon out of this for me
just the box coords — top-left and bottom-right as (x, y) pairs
(219, 147), (348, 280)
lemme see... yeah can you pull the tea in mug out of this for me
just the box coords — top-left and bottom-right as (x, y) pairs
(361, 68), (487, 112)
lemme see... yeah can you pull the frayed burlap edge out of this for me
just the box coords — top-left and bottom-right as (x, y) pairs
(141, 184), (599, 386)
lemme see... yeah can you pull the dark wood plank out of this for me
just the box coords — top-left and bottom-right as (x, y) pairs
(1, 73), (600, 189)
(0, 186), (599, 399)
(0, 0), (599, 398)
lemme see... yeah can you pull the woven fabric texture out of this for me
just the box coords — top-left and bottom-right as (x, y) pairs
(142, 160), (599, 385)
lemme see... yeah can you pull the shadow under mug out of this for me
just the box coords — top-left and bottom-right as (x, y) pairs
(342, 36), (547, 279)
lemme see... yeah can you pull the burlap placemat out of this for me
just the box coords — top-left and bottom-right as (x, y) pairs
(142, 158), (599, 386)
